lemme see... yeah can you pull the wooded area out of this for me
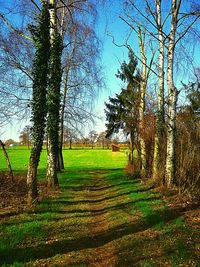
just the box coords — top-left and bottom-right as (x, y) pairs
(0, 0), (199, 266)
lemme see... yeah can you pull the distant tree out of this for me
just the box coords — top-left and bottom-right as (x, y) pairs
(112, 137), (120, 145)
(4, 139), (17, 146)
(19, 125), (32, 148)
(81, 137), (90, 147)
(62, 127), (77, 149)
(97, 131), (107, 149)
(88, 130), (98, 149)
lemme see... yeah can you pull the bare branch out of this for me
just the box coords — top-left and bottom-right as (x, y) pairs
(175, 15), (200, 46)
(0, 13), (33, 42)
(107, 32), (158, 77)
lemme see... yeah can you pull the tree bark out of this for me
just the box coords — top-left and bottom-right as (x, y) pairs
(27, 150), (39, 205)
(129, 130), (134, 165)
(0, 140), (14, 181)
(137, 26), (147, 177)
(58, 23), (77, 169)
(47, 140), (58, 187)
(165, 0), (181, 187)
(58, 64), (70, 170)
(46, 0), (62, 186)
(153, 0), (165, 181)
(26, 3), (50, 205)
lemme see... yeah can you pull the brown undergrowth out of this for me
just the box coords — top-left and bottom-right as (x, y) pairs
(0, 173), (60, 219)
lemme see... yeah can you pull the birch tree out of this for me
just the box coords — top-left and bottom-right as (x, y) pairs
(165, 0), (181, 187)
(46, 0), (62, 187)
(152, 0), (165, 181)
(122, 0), (200, 184)
(57, 1), (102, 169)
(137, 27), (147, 176)
(58, 32), (76, 169)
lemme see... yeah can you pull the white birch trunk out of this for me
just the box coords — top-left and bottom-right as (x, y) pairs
(137, 27), (147, 177)
(153, 0), (165, 181)
(46, 0), (58, 185)
(47, 141), (58, 186)
(165, 0), (181, 187)
(49, 0), (56, 44)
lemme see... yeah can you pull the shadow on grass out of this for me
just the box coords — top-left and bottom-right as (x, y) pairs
(2, 166), (198, 265)
(0, 204), (194, 265)
(39, 197), (160, 214)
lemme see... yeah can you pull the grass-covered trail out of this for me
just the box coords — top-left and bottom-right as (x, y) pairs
(0, 150), (199, 266)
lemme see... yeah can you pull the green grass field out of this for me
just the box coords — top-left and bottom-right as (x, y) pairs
(0, 148), (199, 266)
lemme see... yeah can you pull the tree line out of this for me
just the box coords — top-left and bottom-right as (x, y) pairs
(9, 127), (115, 150)
(0, 0), (103, 205)
(105, 0), (200, 197)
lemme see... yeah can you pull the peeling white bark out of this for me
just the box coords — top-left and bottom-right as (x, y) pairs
(153, 0), (165, 180)
(46, 141), (58, 187)
(46, 0), (59, 186)
(49, 0), (56, 44)
(165, 0), (181, 187)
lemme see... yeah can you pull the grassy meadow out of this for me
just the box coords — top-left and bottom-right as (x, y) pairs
(0, 148), (199, 266)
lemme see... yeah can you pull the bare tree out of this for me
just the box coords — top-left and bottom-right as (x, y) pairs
(57, 0), (103, 169)
(88, 130), (98, 149)
(19, 125), (32, 149)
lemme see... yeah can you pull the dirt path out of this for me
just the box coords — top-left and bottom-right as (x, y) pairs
(0, 168), (199, 266)
(59, 171), (129, 266)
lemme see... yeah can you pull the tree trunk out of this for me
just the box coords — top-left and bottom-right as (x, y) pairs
(58, 62), (70, 170)
(47, 141), (59, 187)
(46, 0), (62, 185)
(165, 0), (181, 187)
(58, 24), (76, 169)
(27, 138), (46, 205)
(137, 27), (147, 177)
(27, 153), (39, 205)
(129, 130), (134, 165)
(0, 140), (14, 181)
(153, 0), (165, 181)
(26, 3), (50, 205)
(69, 139), (72, 149)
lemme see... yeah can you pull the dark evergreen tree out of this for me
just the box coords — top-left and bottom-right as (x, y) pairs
(105, 53), (141, 163)
(27, 2), (50, 205)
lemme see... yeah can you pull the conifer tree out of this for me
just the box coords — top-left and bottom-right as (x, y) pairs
(105, 53), (141, 163)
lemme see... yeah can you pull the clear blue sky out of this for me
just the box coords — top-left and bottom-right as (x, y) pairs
(1, 0), (200, 141)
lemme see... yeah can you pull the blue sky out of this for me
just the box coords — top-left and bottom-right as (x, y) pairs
(1, 0), (200, 141)
(94, 0), (200, 134)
